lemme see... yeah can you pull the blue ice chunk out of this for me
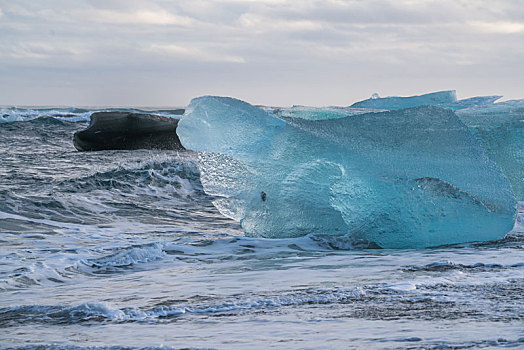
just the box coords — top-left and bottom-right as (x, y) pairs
(456, 99), (524, 201)
(178, 96), (286, 160)
(351, 90), (457, 110)
(177, 96), (517, 248)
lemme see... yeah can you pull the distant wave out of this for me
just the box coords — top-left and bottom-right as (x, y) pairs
(0, 107), (184, 123)
(3, 273), (523, 326)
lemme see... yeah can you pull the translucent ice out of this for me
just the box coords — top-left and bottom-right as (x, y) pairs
(457, 99), (524, 201)
(177, 96), (516, 248)
(351, 90), (501, 111)
(349, 91), (520, 199)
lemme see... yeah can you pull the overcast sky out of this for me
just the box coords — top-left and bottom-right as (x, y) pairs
(0, 0), (523, 107)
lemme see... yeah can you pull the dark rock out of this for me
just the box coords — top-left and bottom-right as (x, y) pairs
(73, 112), (185, 151)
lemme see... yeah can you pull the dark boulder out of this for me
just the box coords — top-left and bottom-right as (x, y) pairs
(73, 112), (185, 151)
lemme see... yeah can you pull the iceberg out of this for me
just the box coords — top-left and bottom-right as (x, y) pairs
(177, 96), (516, 248)
(351, 90), (501, 111)
(456, 99), (524, 201)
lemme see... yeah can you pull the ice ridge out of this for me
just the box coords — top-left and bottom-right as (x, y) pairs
(351, 91), (501, 111)
(350, 90), (457, 110)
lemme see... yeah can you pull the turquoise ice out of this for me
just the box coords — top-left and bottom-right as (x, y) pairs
(350, 90), (522, 200)
(457, 99), (524, 201)
(177, 96), (516, 248)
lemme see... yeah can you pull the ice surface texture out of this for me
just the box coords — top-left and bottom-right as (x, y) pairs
(457, 99), (524, 201)
(350, 91), (522, 201)
(177, 96), (516, 248)
(350, 91), (522, 200)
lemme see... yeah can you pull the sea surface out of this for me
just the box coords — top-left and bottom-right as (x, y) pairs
(0, 108), (523, 349)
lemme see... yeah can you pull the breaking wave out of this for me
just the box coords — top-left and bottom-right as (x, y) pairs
(0, 107), (184, 124)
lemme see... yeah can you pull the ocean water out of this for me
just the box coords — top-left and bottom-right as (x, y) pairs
(0, 108), (522, 349)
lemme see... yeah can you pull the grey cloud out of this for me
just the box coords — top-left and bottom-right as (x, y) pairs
(0, 0), (522, 106)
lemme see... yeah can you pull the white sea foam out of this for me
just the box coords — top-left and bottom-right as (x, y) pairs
(83, 243), (165, 268)
(0, 260), (71, 291)
(3, 287), (366, 323)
